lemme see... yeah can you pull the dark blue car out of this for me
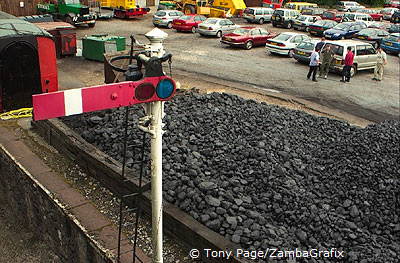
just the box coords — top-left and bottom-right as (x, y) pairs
(381, 33), (400, 54)
(324, 22), (367, 40)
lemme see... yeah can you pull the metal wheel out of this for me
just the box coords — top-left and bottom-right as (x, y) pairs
(245, 41), (253, 50)
(286, 22), (292, 29)
(350, 65), (357, 77)
(167, 22), (172, 29)
(216, 31), (222, 38)
(259, 18), (264, 24)
(272, 22), (277, 27)
(65, 15), (73, 25)
(191, 26), (196, 33)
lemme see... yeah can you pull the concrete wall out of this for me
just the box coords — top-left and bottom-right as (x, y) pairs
(0, 145), (112, 263)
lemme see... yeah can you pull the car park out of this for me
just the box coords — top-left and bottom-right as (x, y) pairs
(322, 10), (345, 23)
(292, 39), (320, 63)
(265, 32), (310, 56)
(389, 23), (400, 33)
(358, 9), (384, 21)
(326, 40), (377, 77)
(243, 7), (274, 24)
(324, 22), (367, 40)
(353, 28), (390, 47)
(380, 33), (400, 54)
(152, 10), (184, 28)
(384, 0), (400, 8)
(308, 20), (338, 36)
(197, 18), (238, 37)
(172, 14), (206, 33)
(293, 15), (320, 31)
(271, 8), (300, 29)
(342, 12), (374, 26)
(391, 9), (400, 23)
(337, 1), (365, 12)
(220, 27), (277, 49)
(381, 8), (399, 20)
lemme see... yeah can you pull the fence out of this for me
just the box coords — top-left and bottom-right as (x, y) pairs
(0, 0), (42, 16)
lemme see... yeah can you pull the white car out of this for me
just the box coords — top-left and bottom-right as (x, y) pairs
(265, 32), (311, 56)
(293, 15), (320, 31)
(342, 12), (374, 26)
(197, 18), (239, 37)
(337, 1), (365, 12)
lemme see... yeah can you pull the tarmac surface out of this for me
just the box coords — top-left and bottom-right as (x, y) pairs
(72, 13), (400, 122)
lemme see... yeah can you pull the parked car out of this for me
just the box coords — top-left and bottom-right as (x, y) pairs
(369, 21), (392, 31)
(342, 12), (374, 26)
(152, 10), (184, 28)
(308, 20), (338, 36)
(284, 2), (318, 11)
(265, 32), (311, 56)
(172, 14), (206, 33)
(324, 22), (367, 40)
(380, 33), (400, 54)
(353, 28), (390, 47)
(391, 9), (400, 23)
(358, 9), (384, 21)
(301, 7), (325, 16)
(381, 8), (399, 20)
(293, 15), (320, 31)
(384, 0), (400, 8)
(243, 7), (274, 24)
(326, 40), (377, 77)
(389, 23), (400, 33)
(322, 10), (345, 22)
(271, 8), (300, 29)
(197, 18), (238, 37)
(292, 39), (320, 63)
(337, 1), (365, 12)
(221, 27), (277, 49)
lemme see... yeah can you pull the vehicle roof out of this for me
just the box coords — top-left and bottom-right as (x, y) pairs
(239, 26), (257, 29)
(344, 12), (370, 15)
(326, 39), (373, 46)
(0, 18), (52, 39)
(279, 32), (307, 36)
(390, 33), (400, 36)
(275, 8), (299, 11)
(246, 7), (273, 10)
(205, 17), (227, 20)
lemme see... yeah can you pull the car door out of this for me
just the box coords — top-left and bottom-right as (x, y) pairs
(364, 44), (377, 68)
(225, 19), (236, 33)
(355, 45), (368, 68)
(250, 29), (262, 45)
(259, 28), (270, 44)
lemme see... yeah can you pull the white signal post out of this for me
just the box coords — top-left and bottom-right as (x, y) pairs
(139, 28), (169, 263)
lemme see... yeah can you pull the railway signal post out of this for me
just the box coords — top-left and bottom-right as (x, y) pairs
(32, 28), (175, 263)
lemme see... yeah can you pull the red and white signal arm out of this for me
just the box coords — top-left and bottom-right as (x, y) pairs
(32, 76), (176, 121)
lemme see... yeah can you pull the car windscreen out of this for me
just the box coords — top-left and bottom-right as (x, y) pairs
(155, 11), (166, 16)
(232, 28), (250, 35)
(274, 34), (291, 41)
(358, 28), (378, 35)
(296, 41), (315, 50)
(204, 19), (218, 24)
(297, 16), (307, 21)
(274, 10), (284, 16)
(333, 23), (350, 30)
(244, 9), (255, 15)
(344, 13), (356, 20)
(386, 35), (400, 41)
(313, 20), (325, 26)
(179, 15), (192, 20)
(323, 12), (334, 19)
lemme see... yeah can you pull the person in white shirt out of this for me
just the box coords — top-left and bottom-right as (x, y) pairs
(307, 47), (320, 82)
(372, 47), (387, 81)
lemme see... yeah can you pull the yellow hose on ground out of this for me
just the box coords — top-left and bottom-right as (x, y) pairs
(0, 108), (33, 120)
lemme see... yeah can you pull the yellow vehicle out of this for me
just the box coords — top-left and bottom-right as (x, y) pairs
(99, 0), (137, 9)
(162, 0), (246, 18)
(284, 2), (317, 11)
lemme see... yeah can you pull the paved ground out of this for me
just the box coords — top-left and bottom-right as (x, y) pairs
(71, 13), (400, 122)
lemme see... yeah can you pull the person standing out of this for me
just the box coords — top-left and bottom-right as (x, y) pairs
(315, 37), (326, 51)
(319, 44), (334, 79)
(307, 47), (320, 82)
(372, 47), (387, 81)
(341, 46), (354, 83)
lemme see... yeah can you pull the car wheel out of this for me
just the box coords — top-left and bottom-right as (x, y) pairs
(167, 22), (172, 29)
(88, 23), (95, 28)
(272, 22), (277, 27)
(65, 15), (73, 25)
(259, 18), (264, 24)
(350, 64), (357, 77)
(245, 41), (253, 50)
(306, 27), (309, 32)
(288, 49), (294, 57)
(191, 26), (196, 33)
(216, 31), (222, 38)
(379, 17), (383, 21)
(286, 22), (292, 29)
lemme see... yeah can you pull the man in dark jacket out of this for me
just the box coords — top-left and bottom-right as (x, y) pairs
(341, 46), (354, 83)
(319, 44), (335, 79)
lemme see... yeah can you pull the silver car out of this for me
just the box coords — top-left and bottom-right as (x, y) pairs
(243, 7), (274, 24)
(381, 8), (398, 20)
(197, 18), (239, 37)
(153, 10), (184, 29)
(293, 15), (320, 31)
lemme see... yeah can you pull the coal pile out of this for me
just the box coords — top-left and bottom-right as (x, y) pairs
(63, 92), (400, 262)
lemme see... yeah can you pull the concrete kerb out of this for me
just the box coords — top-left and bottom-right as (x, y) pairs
(32, 118), (246, 263)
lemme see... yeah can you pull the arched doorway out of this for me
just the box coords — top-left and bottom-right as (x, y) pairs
(0, 41), (41, 112)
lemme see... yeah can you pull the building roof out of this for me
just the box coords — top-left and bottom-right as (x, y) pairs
(0, 11), (52, 39)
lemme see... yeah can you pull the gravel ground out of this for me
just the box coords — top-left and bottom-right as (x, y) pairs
(63, 91), (400, 262)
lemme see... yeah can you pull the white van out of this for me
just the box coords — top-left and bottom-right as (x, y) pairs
(243, 7), (274, 24)
(342, 12), (374, 26)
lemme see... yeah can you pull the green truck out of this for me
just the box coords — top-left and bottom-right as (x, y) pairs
(37, 0), (96, 27)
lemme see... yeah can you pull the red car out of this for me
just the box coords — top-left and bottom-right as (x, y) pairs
(359, 9), (385, 21)
(384, 0), (400, 8)
(322, 10), (345, 22)
(221, 27), (277, 50)
(172, 15), (207, 33)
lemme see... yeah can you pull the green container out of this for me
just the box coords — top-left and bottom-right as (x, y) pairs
(82, 34), (126, 62)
